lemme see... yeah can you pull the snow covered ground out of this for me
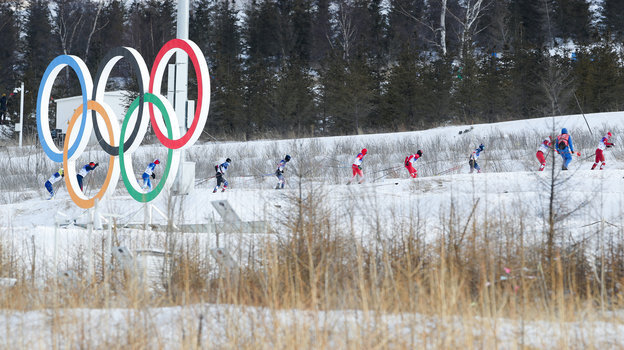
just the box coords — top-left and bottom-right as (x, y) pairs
(2, 303), (624, 349)
(1, 112), (624, 348)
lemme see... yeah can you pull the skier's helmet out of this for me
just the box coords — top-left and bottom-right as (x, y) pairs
(285, 155), (291, 162)
(154, 159), (160, 165)
(226, 158), (232, 163)
(417, 150), (423, 156)
(608, 132), (613, 138)
(59, 168), (64, 176)
(479, 144), (484, 151)
(89, 162), (96, 167)
(361, 148), (367, 154)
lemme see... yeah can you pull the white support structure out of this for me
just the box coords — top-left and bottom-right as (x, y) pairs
(173, 0), (194, 195)
(176, 0), (189, 117)
(18, 82), (24, 147)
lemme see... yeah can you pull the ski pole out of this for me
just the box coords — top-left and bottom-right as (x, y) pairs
(574, 92), (593, 136)
(85, 171), (95, 197)
(435, 165), (462, 176)
(372, 172), (390, 183)
(372, 165), (402, 174)
(372, 165), (403, 182)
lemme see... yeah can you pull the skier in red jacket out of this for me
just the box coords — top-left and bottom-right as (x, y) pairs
(347, 148), (367, 184)
(404, 150), (423, 178)
(536, 136), (552, 171)
(591, 132), (614, 170)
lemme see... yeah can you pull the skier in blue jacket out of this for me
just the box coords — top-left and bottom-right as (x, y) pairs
(141, 159), (160, 192)
(469, 144), (484, 173)
(275, 155), (291, 189)
(556, 128), (580, 170)
(45, 168), (64, 199)
(77, 162), (98, 191)
(213, 158), (231, 193)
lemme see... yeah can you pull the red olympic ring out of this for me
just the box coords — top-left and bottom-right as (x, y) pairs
(148, 39), (210, 149)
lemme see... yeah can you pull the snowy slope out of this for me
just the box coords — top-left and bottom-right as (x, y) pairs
(1, 111), (624, 347)
(2, 112), (624, 261)
(1, 303), (623, 349)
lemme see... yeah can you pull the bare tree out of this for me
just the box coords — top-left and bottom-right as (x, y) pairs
(447, 0), (490, 60)
(396, 0), (448, 56)
(439, 0), (447, 56)
(84, 0), (104, 60)
(336, 1), (357, 60)
(54, 0), (86, 56)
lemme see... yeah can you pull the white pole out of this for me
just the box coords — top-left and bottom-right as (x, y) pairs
(54, 220), (58, 278)
(175, 0), (189, 193)
(176, 0), (189, 128)
(19, 82), (24, 147)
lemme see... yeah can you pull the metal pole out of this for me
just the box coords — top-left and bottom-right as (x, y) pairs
(175, 0), (189, 192)
(19, 82), (24, 147)
(176, 0), (189, 113)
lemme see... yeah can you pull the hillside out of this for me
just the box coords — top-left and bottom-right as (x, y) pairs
(0, 112), (623, 348)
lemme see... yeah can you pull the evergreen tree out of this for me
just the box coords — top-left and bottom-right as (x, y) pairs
(126, 0), (176, 66)
(551, 0), (591, 43)
(474, 0), (511, 52)
(23, 0), (57, 130)
(0, 1), (21, 95)
(573, 43), (624, 113)
(273, 60), (316, 135)
(508, 0), (546, 49)
(310, 0), (332, 66)
(243, 0), (278, 138)
(193, 0), (246, 138)
(603, 0), (624, 39)
(452, 52), (481, 122)
(506, 49), (549, 118)
(246, 0), (283, 65)
(290, 0), (313, 63)
(380, 48), (422, 130)
(425, 58), (453, 124)
(476, 53), (513, 122)
(387, 0), (425, 60)
(320, 52), (376, 134)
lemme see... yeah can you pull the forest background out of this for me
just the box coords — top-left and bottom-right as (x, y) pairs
(1, 0), (623, 140)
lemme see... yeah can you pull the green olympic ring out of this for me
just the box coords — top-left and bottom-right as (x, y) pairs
(120, 93), (179, 202)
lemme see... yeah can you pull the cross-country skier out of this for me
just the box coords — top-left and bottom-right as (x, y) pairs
(469, 144), (484, 173)
(536, 136), (552, 171)
(213, 158), (231, 193)
(141, 159), (160, 191)
(275, 155), (291, 189)
(44, 168), (64, 199)
(404, 150), (423, 178)
(77, 162), (98, 191)
(556, 128), (580, 170)
(347, 148), (367, 184)
(591, 132), (614, 170)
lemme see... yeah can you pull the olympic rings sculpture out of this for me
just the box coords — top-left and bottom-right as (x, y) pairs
(36, 39), (210, 209)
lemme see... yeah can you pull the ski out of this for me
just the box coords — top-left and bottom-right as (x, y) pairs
(435, 165), (462, 176)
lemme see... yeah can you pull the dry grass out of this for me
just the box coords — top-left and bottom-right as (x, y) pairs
(0, 181), (622, 349)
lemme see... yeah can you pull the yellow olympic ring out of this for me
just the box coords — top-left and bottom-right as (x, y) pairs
(63, 100), (121, 209)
